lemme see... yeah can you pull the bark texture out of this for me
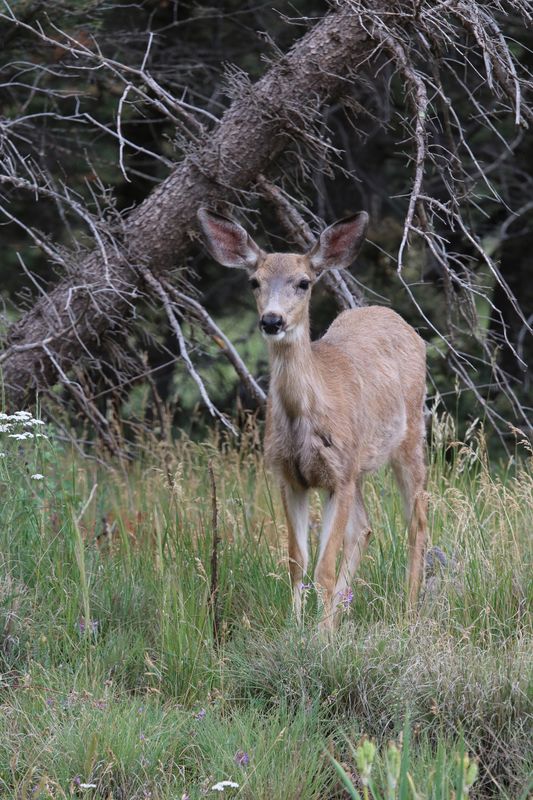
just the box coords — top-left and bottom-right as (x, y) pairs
(3, 7), (371, 407)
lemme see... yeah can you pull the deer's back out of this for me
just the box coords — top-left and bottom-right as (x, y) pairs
(319, 306), (425, 388)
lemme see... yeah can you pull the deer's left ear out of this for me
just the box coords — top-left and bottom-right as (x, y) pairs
(308, 211), (369, 272)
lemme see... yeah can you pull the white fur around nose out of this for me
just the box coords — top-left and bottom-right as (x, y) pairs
(262, 329), (286, 341)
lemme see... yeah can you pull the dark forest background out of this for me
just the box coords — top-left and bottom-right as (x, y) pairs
(1, 0), (532, 457)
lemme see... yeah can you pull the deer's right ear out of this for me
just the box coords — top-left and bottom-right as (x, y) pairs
(197, 208), (263, 270)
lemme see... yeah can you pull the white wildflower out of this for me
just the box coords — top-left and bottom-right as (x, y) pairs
(0, 409), (48, 444)
(79, 784), (97, 790)
(13, 410), (32, 419)
(0, 453), (5, 458)
(31, 474), (44, 480)
(211, 781), (239, 792)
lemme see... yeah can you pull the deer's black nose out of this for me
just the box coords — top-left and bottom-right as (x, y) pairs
(260, 313), (284, 335)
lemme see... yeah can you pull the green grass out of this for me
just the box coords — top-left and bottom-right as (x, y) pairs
(0, 413), (531, 799)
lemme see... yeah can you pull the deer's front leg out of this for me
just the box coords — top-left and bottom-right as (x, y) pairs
(314, 483), (355, 632)
(334, 481), (372, 623)
(281, 483), (309, 622)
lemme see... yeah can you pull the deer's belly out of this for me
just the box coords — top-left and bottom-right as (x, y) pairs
(360, 411), (407, 472)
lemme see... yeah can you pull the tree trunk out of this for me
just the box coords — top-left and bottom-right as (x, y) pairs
(2, 7), (371, 408)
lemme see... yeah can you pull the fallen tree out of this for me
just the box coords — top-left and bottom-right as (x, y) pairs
(1, 0), (531, 449)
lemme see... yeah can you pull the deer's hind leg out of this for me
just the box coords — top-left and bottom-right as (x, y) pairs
(391, 423), (428, 608)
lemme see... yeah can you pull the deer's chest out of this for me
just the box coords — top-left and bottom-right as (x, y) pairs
(267, 413), (339, 491)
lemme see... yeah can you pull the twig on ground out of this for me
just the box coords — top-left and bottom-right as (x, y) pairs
(208, 460), (221, 648)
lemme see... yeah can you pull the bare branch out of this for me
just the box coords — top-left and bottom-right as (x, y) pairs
(139, 266), (238, 435)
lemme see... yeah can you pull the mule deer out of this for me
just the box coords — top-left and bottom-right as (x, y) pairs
(198, 208), (428, 630)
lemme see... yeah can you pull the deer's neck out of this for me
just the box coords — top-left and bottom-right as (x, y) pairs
(268, 325), (323, 419)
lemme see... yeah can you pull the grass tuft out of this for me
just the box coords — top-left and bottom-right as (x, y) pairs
(0, 418), (531, 798)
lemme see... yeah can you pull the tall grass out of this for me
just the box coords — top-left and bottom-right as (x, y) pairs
(0, 413), (531, 798)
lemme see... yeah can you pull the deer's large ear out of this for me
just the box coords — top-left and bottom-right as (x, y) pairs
(308, 212), (369, 272)
(197, 208), (263, 270)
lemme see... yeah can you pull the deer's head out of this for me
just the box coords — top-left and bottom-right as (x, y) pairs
(198, 208), (368, 342)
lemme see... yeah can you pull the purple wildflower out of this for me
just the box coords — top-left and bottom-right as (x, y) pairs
(338, 587), (354, 611)
(299, 582), (313, 590)
(77, 617), (99, 635)
(194, 707), (207, 721)
(234, 750), (250, 767)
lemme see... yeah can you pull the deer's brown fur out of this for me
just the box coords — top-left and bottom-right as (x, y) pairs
(198, 208), (428, 630)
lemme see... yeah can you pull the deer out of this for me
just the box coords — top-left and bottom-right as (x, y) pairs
(198, 207), (428, 631)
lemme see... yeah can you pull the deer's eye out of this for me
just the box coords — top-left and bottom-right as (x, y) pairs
(297, 279), (311, 291)
(249, 277), (260, 290)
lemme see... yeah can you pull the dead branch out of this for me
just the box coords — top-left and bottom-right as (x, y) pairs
(160, 279), (266, 407)
(208, 460), (221, 647)
(139, 266), (238, 435)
